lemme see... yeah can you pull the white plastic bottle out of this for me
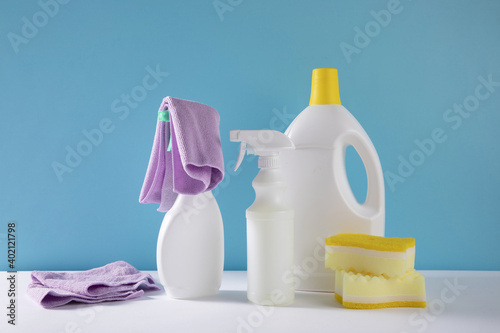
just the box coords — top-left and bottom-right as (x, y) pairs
(281, 68), (385, 292)
(230, 130), (295, 306)
(156, 191), (224, 298)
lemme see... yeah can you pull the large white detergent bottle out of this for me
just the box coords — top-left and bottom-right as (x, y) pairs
(230, 130), (295, 306)
(156, 191), (224, 299)
(281, 68), (385, 292)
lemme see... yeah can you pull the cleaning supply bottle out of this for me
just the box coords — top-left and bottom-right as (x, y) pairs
(230, 130), (295, 306)
(156, 191), (224, 298)
(281, 68), (385, 292)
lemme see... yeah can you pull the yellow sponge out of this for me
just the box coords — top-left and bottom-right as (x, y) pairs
(334, 269), (426, 309)
(325, 233), (415, 277)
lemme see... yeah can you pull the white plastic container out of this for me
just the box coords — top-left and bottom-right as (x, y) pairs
(156, 191), (224, 298)
(230, 130), (295, 306)
(281, 68), (385, 292)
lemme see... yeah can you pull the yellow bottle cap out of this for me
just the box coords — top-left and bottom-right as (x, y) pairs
(309, 68), (341, 105)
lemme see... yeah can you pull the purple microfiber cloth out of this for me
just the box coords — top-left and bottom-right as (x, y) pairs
(139, 97), (224, 212)
(27, 261), (161, 308)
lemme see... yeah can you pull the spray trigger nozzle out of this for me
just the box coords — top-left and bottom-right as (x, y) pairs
(234, 141), (247, 171)
(230, 130), (294, 172)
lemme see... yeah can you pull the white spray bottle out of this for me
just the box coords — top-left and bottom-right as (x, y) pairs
(230, 130), (295, 306)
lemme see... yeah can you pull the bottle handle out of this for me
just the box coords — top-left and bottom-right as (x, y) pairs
(333, 130), (385, 220)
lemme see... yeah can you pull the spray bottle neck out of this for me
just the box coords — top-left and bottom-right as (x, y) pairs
(258, 155), (280, 169)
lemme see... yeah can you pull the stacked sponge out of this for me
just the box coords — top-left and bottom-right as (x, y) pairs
(325, 233), (426, 309)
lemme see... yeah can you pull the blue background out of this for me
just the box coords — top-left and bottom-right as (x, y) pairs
(1, 0), (499, 271)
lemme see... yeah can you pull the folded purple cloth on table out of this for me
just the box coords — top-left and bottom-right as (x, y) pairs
(139, 97), (225, 212)
(27, 261), (161, 308)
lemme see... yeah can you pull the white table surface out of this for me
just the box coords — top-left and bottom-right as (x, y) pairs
(1, 270), (499, 333)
